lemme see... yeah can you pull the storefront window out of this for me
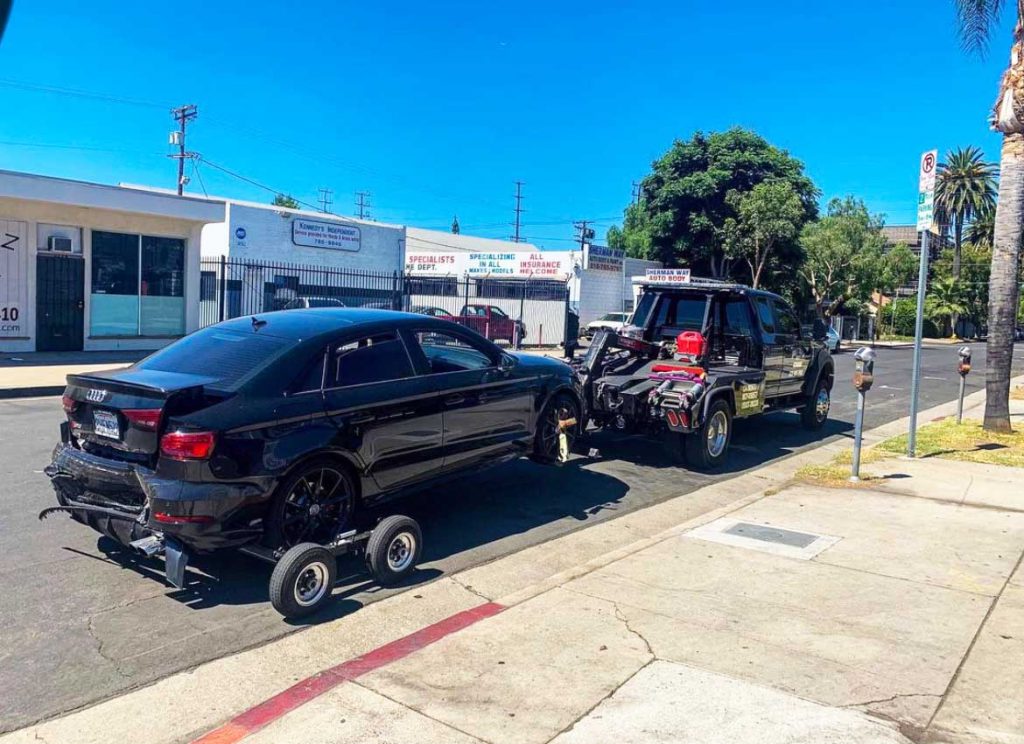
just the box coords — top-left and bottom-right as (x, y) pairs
(141, 236), (185, 335)
(90, 230), (186, 337)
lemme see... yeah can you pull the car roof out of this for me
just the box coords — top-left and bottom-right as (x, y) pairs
(639, 282), (783, 302)
(216, 308), (455, 342)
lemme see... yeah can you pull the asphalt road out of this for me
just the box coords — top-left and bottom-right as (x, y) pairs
(1, 342), (1021, 732)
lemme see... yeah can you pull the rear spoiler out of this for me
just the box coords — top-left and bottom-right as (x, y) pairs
(66, 369), (220, 399)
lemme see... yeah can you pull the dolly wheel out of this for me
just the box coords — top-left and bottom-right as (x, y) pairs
(366, 516), (422, 586)
(269, 543), (337, 619)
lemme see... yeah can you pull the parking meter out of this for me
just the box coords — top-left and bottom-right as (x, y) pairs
(956, 346), (971, 423)
(850, 347), (876, 481)
(852, 347), (876, 393)
(957, 346), (972, 377)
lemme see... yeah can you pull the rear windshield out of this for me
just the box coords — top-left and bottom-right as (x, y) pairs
(135, 327), (297, 391)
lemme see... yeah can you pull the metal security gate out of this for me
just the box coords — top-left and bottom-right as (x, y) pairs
(36, 254), (84, 352)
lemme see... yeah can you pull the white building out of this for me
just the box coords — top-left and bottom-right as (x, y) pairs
(0, 170), (224, 354)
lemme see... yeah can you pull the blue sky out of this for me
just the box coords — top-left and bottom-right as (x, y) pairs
(0, 0), (1013, 248)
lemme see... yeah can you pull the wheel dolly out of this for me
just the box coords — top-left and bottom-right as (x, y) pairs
(39, 505), (423, 621)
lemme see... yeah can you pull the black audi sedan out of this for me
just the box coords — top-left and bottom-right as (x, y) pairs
(46, 309), (581, 585)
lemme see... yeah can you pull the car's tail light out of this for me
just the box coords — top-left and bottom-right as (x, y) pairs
(123, 408), (162, 431)
(160, 431), (216, 460)
(62, 394), (78, 414)
(153, 511), (215, 525)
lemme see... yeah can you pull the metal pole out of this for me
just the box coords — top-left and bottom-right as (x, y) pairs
(957, 374), (966, 425)
(907, 230), (930, 457)
(850, 389), (866, 481)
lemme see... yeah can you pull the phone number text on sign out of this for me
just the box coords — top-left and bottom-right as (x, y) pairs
(291, 219), (361, 252)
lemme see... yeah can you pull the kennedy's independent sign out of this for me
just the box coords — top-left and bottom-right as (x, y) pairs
(292, 219), (361, 252)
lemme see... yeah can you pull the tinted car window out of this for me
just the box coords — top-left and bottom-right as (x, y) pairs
(723, 298), (755, 336)
(631, 291), (657, 327)
(754, 297), (775, 333)
(136, 327), (296, 391)
(412, 330), (493, 372)
(771, 300), (800, 336)
(328, 333), (414, 387)
(292, 352), (326, 393)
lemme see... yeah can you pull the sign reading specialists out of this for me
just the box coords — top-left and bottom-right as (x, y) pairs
(292, 218), (361, 252)
(0, 219), (27, 337)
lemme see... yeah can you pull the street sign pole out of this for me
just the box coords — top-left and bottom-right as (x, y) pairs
(907, 149), (938, 458)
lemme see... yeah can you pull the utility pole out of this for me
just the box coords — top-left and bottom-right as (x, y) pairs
(631, 181), (641, 206)
(355, 191), (372, 220)
(512, 181), (525, 242)
(169, 104), (198, 196)
(317, 187), (333, 213)
(573, 220), (594, 251)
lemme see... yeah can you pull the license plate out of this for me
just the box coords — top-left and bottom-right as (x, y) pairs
(93, 410), (120, 440)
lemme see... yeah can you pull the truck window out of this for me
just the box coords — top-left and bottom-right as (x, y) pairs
(723, 298), (755, 336)
(771, 300), (800, 336)
(631, 292), (657, 327)
(754, 297), (775, 333)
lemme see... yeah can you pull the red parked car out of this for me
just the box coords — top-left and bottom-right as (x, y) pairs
(455, 304), (526, 344)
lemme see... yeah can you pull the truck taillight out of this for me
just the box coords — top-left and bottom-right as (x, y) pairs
(123, 408), (162, 431)
(160, 431), (216, 460)
(61, 394), (78, 414)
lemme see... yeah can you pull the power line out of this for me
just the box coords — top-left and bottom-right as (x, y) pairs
(317, 187), (333, 214)
(198, 157), (325, 213)
(0, 78), (168, 109)
(355, 191), (372, 220)
(573, 220), (595, 251)
(169, 104), (198, 196)
(512, 181), (525, 242)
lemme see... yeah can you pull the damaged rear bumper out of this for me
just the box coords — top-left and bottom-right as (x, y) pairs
(44, 443), (274, 575)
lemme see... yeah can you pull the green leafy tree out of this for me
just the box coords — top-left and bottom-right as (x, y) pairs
(935, 146), (998, 277)
(878, 243), (917, 336)
(952, 0), (1023, 431)
(933, 244), (993, 337)
(799, 197), (887, 319)
(612, 128), (819, 279)
(272, 193), (300, 209)
(722, 181), (805, 288)
(926, 277), (969, 337)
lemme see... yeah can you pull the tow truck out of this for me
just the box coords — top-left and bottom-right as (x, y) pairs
(575, 275), (835, 469)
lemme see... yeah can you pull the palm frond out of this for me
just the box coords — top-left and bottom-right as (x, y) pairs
(954, 0), (1006, 54)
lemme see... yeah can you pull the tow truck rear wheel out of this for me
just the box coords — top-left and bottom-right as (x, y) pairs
(684, 398), (732, 470)
(800, 378), (831, 431)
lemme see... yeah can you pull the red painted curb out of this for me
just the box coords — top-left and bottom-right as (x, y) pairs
(192, 601), (505, 744)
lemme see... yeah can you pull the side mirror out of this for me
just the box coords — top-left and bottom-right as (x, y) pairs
(812, 319), (828, 341)
(499, 353), (518, 371)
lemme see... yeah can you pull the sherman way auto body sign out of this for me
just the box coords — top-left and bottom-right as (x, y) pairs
(405, 251), (575, 279)
(0, 219), (27, 338)
(292, 218), (361, 251)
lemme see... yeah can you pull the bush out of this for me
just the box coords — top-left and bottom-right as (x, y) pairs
(879, 298), (940, 338)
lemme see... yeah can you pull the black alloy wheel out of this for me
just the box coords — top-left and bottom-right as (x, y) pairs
(270, 461), (355, 549)
(532, 394), (580, 463)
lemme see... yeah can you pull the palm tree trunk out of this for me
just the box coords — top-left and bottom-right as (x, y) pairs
(983, 9), (1024, 432)
(985, 133), (1024, 431)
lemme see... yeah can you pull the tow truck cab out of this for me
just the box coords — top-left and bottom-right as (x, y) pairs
(581, 277), (834, 469)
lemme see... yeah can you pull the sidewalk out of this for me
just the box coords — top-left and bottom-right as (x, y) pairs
(0, 351), (143, 398)
(3, 383), (1022, 744)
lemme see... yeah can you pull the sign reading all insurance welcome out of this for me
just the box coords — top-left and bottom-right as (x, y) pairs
(291, 218), (361, 252)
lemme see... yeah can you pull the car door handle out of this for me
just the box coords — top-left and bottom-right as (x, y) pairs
(444, 394), (466, 406)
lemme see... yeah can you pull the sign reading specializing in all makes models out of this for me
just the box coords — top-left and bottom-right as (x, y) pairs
(0, 219), (27, 338)
(291, 218), (361, 252)
(917, 149), (938, 231)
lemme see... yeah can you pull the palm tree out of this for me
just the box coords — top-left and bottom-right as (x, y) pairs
(953, 0), (1024, 432)
(965, 205), (996, 248)
(935, 146), (997, 277)
(926, 277), (968, 337)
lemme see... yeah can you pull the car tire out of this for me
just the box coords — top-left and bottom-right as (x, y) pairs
(269, 542), (336, 619)
(266, 457), (357, 550)
(801, 377), (831, 431)
(366, 515), (422, 586)
(531, 392), (581, 464)
(684, 398), (732, 470)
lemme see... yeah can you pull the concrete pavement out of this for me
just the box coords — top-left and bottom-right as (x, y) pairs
(0, 351), (142, 398)
(4, 378), (1022, 743)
